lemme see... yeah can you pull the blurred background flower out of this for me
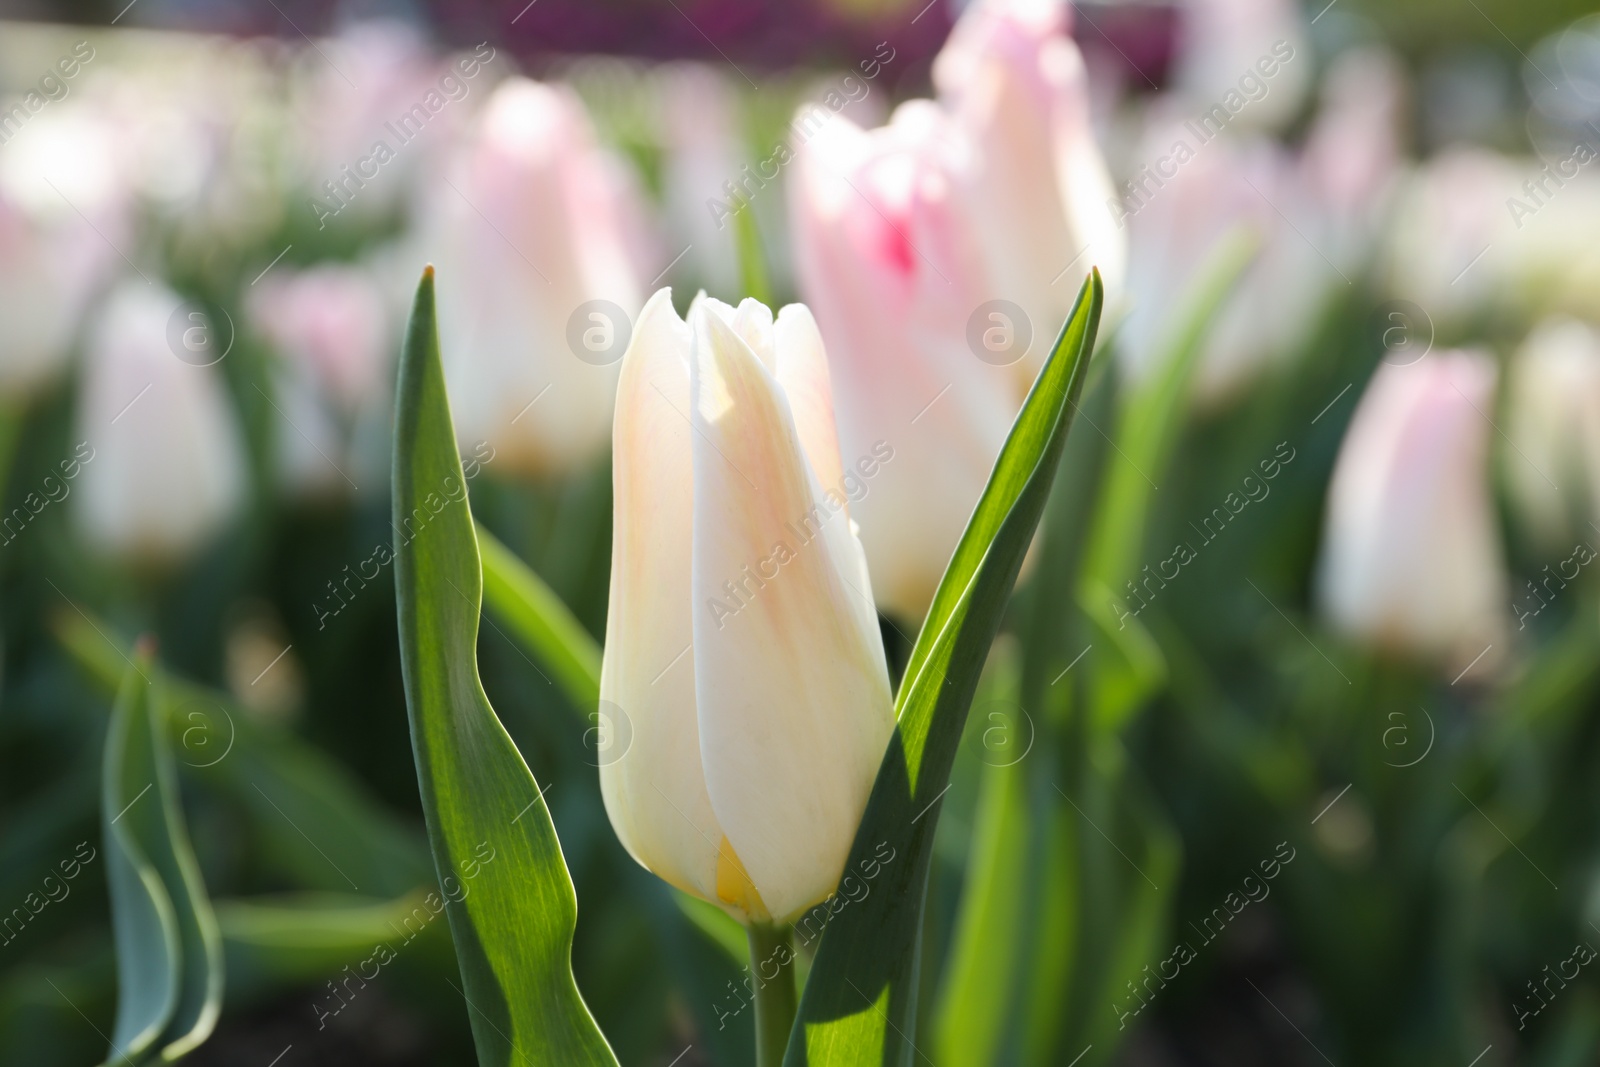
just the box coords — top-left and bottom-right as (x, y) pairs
(7, 0), (1600, 1062)
(423, 76), (652, 479)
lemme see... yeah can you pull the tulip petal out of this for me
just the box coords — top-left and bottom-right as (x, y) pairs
(599, 288), (725, 908)
(1318, 352), (1508, 668)
(773, 304), (846, 508)
(790, 106), (1018, 620)
(689, 303), (894, 923)
(431, 78), (643, 477)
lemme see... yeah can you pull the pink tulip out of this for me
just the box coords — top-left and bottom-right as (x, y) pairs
(1316, 353), (1508, 671)
(790, 0), (1121, 619)
(423, 77), (651, 477)
(247, 263), (389, 413)
(933, 0), (1125, 379)
(790, 102), (1018, 621)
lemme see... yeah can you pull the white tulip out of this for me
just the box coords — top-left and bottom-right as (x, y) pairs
(1316, 353), (1509, 671)
(0, 106), (122, 398)
(599, 289), (894, 925)
(1504, 317), (1600, 548)
(424, 77), (650, 477)
(74, 281), (246, 562)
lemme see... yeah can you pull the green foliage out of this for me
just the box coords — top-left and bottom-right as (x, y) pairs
(391, 267), (619, 1066)
(783, 270), (1104, 1065)
(100, 651), (222, 1065)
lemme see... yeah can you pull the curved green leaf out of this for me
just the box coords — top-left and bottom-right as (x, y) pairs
(784, 271), (1104, 1066)
(101, 650), (223, 1065)
(477, 521), (602, 715)
(56, 612), (431, 897)
(393, 266), (618, 1067)
(216, 891), (447, 1005)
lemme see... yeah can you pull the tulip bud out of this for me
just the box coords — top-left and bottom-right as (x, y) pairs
(657, 63), (744, 297)
(424, 77), (650, 477)
(787, 2), (1121, 619)
(1384, 148), (1520, 327)
(1299, 46), (1406, 270)
(933, 0), (1126, 361)
(1504, 317), (1600, 548)
(790, 103), (1020, 621)
(599, 289), (895, 924)
(1316, 353), (1509, 672)
(1119, 130), (1327, 403)
(73, 281), (247, 563)
(247, 263), (389, 413)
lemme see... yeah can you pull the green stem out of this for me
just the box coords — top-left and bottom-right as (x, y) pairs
(747, 921), (797, 1067)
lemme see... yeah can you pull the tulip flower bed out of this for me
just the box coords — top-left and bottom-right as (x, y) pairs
(8, 2), (1600, 1065)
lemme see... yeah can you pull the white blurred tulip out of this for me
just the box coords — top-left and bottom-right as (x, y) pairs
(1316, 353), (1509, 672)
(599, 289), (894, 925)
(0, 107), (122, 398)
(1504, 317), (1600, 548)
(1172, 0), (1310, 131)
(657, 64), (744, 297)
(423, 77), (650, 477)
(1300, 47), (1407, 271)
(1119, 130), (1327, 403)
(933, 0), (1126, 362)
(1120, 45), (1405, 406)
(74, 282), (247, 563)
(247, 263), (389, 413)
(1384, 148), (1522, 326)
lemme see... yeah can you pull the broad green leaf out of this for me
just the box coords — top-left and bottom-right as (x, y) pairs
(932, 691), (1032, 1063)
(101, 650), (223, 1065)
(392, 266), (618, 1067)
(55, 612), (431, 897)
(477, 521), (601, 715)
(785, 271), (1104, 1066)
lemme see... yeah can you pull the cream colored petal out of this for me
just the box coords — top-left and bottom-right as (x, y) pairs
(729, 298), (777, 371)
(689, 305), (895, 923)
(772, 304), (846, 509)
(599, 287), (725, 908)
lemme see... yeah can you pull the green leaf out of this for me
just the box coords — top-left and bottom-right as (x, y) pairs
(215, 891), (450, 1006)
(101, 649), (223, 1065)
(477, 521), (602, 716)
(392, 266), (618, 1067)
(55, 612), (431, 897)
(733, 205), (773, 308)
(1048, 741), (1179, 1063)
(784, 271), (1104, 1066)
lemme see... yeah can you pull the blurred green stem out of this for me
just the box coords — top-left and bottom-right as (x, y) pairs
(733, 205), (772, 307)
(0, 398), (23, 515)
(747, 921), (796, 1067)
